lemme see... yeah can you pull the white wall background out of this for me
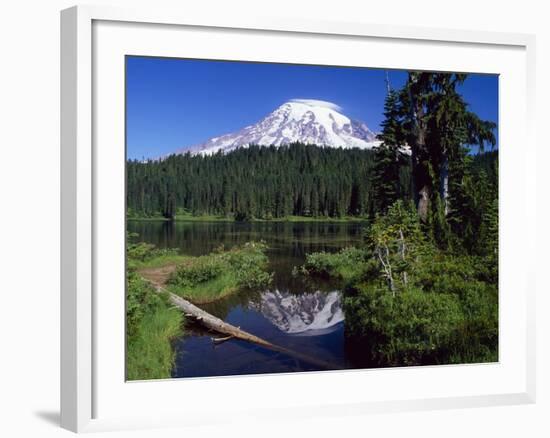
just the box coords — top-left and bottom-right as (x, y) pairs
(0, 1), (546, 437)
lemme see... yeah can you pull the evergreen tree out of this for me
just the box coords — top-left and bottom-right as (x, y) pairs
(399, 72), (496, 229)
(372, 88), (407, 214)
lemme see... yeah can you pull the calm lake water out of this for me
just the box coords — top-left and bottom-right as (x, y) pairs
(128, 220), (368, 378)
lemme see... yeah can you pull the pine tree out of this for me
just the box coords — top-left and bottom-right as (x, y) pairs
(372, 89), (406, 214)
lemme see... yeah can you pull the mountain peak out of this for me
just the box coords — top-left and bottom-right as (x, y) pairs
(177, 99), (380, 156)
(286, 98), (343, 112)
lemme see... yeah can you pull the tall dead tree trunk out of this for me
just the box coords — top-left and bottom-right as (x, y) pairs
(398, 228), (408, 286)
(416, 106), (431, 222)
(407, 73), (431, 223)
(417, 185), (431, 222)
(375, 245), (395, 296)
(440, 155), (449, 215)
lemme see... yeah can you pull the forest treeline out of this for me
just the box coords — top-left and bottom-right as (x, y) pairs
(127, 144), (403, 219)
(127, 143), (496, 225)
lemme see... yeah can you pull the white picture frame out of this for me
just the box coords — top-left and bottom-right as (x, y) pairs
(60, 4), (537, 433)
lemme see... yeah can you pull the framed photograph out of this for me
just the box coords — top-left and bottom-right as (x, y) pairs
(61, 5), (536, 432)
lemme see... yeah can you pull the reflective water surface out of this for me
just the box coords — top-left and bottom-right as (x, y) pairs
(128, 220), (367, 377)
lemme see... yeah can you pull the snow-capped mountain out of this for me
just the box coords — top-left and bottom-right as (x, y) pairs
(177, 99), (380, 156)
(250, 289), (344, 334)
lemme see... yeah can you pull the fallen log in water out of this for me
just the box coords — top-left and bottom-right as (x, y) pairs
(168, 292), (274, 348)
(155, 285), (342, 371)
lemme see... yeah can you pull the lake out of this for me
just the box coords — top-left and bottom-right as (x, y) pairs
(128, 220), (369, 378)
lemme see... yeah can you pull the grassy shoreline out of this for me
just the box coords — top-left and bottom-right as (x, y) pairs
(130, 240), (273, 306)
(126, 269), (183, 380)
(165, 242), (273, 304)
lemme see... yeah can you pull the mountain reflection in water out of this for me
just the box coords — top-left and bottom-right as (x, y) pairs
(250, 290), (344, 334)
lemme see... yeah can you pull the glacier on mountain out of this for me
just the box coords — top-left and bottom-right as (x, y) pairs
(175, 99), (381, 156)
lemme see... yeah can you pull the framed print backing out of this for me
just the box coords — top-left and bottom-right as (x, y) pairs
(61, 5), (536, 432)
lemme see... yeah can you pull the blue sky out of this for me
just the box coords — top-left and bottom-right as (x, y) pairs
(126, 56), (498, 160)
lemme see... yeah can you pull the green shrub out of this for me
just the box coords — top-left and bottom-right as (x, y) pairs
(166, 241), (273, 303)
(222, 242), (273, 288)
(344, 286), (463, 365)
(299, 200), (499, 366)
(296, 246), (371, 282)
(127, 269), (163, 338)
(342, 249), (498, 366)
(167, 257), (226, 288)
(412, 253), (482, 296)
(448, 283), (498, 363)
